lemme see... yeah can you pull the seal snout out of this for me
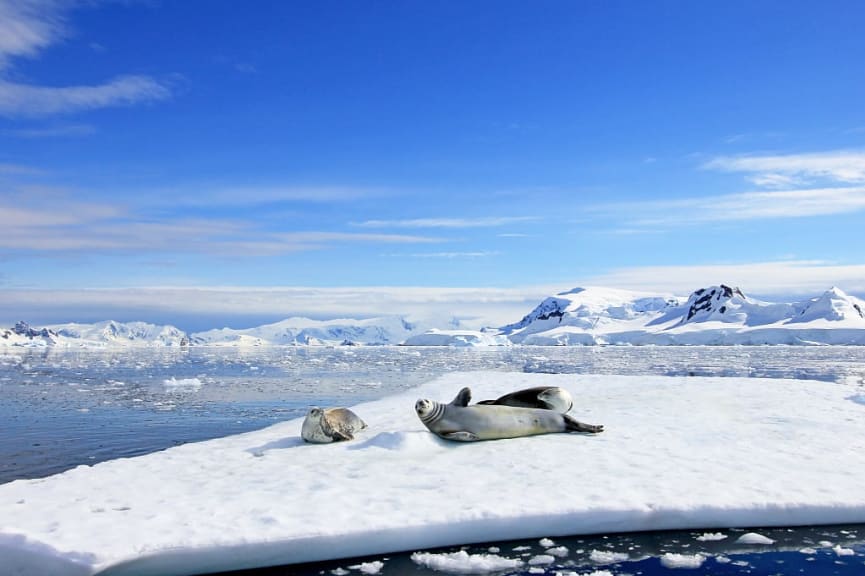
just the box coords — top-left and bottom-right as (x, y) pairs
(415, 399), (431, 416)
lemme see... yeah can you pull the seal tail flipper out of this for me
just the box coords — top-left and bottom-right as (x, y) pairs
(476, 399), (495, 405)
(563, 414), (603, 434)
(451, 387), (472, 407)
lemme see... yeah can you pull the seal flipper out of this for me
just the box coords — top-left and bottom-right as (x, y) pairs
(538, 388), (573, 412)
(440, 431), (480, 442)
(563, 414), (604, 434)
(331, 429), (354, 441)
(450, 387), (472, 407)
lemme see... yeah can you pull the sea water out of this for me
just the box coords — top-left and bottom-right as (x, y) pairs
(2, 345), (865, 575)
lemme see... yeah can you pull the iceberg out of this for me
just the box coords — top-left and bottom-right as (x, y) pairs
(2, 371), (865, 575)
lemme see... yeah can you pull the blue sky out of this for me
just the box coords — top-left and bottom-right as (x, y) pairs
(1, 0), (864, 329)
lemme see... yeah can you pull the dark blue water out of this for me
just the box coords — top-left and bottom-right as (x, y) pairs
(221, 525), (865, 575)
(2, 345), (865, 575)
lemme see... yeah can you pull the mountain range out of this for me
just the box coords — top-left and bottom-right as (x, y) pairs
(3, 285), (865, 347)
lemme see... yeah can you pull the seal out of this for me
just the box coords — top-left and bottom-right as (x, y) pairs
(301, 407), (367, 443)
(477, 386), (573, 413)
(415, 387), (602, 442)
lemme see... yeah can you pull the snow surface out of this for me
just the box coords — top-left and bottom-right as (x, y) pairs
(2, 371), (865, 576)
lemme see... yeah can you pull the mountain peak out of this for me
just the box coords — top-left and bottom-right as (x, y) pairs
(681, 285), (748, 323)
(792, 286), (865, 323)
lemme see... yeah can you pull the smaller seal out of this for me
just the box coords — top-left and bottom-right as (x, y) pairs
(477, 386), (573, 413)
(301, 407), (367, 443)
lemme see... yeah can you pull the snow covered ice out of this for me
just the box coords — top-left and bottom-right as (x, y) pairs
(2, 371), (865, 575)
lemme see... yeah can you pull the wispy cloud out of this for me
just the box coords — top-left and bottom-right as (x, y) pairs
(409, 251), (498, 259)
(585, 260), (865, 297)
(3, 123), (96, 138)
(589, 186), (865, 229)
(0, 285), (553, 330)
(588, 150), (865, 231)
(705, 150), (865, 188)
(0, 0), (172, 118)
(164, 185), (386, 207)
(0, 196), (442, 255)
(3, 262), (863, 330)
(356, 216), (539, 229)
(0, 75), (171, 118)
(0, 162), (42, 175)
(0, 0), (66, 69)
(277, 231), (439, 244)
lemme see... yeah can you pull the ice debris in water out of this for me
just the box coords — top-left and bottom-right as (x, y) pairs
(349, 560), (385, 574)
(410, 550), (523, 573)
(589, 550), (629, 564)
(695, 532), (727, 541)
(735, 532), (776, 545)
(660, 553), (707, 569)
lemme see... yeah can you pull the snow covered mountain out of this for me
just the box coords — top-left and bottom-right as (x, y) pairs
(3, 285), (865, 347)
(190, 316), (428, 346)
(1, 320), (189, 348)
(504, 285), (865, 345)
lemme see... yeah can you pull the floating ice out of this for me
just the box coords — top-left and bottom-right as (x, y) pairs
(660, 553), (706, 569)
(162, 377), (203, 390)
(410, 550), (522, 573)
(695, 532), (727, 541)
(2, 372), (865, 576)
(527, 554), (555, 565)
(736, 532), (776, 545)
(833, 544), (856, 556)
(589, 550), (629, 565)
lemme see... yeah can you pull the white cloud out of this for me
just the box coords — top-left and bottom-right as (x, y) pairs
(0, 196), (442, 254)
(409, 251), (498, 259)
(589, 186), (865, 229)
(355, 216), (539, 229)
(0, 285), (554, 329)
(0, 0), (66, 69)
(587, 150), (865, 231)
(0, 162), (42, 175)
(705, 150), (865, 186)
(276, 231), (440, 244)
(3, 123), (96, 138)
(163, 185), (386, 207)
(3, 261), (863, 330)
(0, 75), (171, 118)
(0, 1), (172, 117)
(584, 260), (865, 297)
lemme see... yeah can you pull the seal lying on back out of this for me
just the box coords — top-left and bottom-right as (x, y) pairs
(477, 386), (573, 413)
(301, 407), (367, 443)
(415, 387), (602, 442)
